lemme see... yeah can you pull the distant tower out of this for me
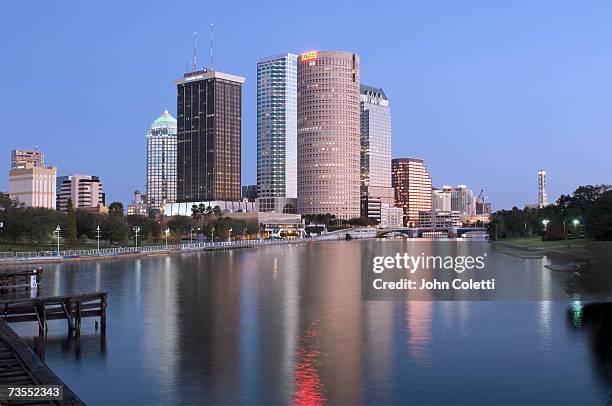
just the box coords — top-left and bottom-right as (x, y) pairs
(538, 169), (548, 208)
(146, 110), (177, 211)
(391, 158), (432, 227)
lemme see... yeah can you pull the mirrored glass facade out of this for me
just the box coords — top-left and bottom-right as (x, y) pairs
(257, 53), (298, 201)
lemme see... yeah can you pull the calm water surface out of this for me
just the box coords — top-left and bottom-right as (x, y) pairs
(6, 240), (612, 405)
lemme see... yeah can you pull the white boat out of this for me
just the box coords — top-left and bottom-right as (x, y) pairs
(461, 231), (489, 240)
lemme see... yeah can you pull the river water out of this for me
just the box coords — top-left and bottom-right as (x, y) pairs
(5, 240), (612, 405)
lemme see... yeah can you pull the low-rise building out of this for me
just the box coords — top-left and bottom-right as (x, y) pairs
(256, 197), (297, 214)
(164, 200), (257, 216)
(418, 210), (462, 229)
(380, 205), (404, 228)
(127, 190), (148, 216)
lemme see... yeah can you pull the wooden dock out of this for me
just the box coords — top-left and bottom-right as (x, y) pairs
(0, 268), (43, 292)
(0, 293), (107, 337)
(0, 319), (84, 405)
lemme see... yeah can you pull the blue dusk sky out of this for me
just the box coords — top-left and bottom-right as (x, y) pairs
(1, 1), (611, 209)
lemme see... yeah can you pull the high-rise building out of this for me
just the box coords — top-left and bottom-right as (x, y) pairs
(11, 148), (44, 169)
(9, 163), (57, 209)
(57, 175), (105, 212)
(449, 185), (475, 216)
(127, 190), (148, 216)
(360, 85), (394, 223)
(256, 54), (298, 213)
(297, 50), (361, 219)
(176, 69), (245, 202)
(432, 187), (452, 212)
(392, 158), (432, 226)
(538, 169), (547, 208)
(146, 110), (177, 211)
(241, 185), (258, 202)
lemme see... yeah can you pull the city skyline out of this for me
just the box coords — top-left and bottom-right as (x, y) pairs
(2, 1), (611, 209)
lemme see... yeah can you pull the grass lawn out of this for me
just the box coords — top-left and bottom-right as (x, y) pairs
(498, 236), (590, 250)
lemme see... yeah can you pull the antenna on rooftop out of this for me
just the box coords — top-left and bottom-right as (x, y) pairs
(210, 23), (214, 70)
(191, 32), (197, 72)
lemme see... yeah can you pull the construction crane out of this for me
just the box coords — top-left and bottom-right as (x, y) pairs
(474, 189), (485, 215)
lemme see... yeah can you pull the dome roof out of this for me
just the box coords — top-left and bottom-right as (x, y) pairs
(153, 110), (177, 126)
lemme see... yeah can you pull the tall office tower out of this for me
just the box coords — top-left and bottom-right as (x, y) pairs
(9, 163), (57, 209)
(538, 169), (548, 208)
(449, 185), (476, 216)
(432, 187), (452, 211)
(146, 110), (177, 211)
(256, 54), (298, 213)
(360, 85), (393, 222)
(297, 50), (361, 219)
(391, 158), (432, 226)
(176, 69), (245, 202)
(11, 148), (44, 169)
(57, 175), (105, 212)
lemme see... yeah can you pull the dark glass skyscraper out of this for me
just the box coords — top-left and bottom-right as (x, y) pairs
(175, 69), (245, 202)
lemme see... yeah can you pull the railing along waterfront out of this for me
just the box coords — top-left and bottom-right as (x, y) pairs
(0, 228), (377, 262)
(0, 238), (306, 262)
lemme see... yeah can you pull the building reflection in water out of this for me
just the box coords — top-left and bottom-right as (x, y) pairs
(568, 302), (612, 392)
(538, 259), (552, 351)
(405, 301), (432, 366)
(293, 321), (325, 406)
(292, 241), (364, 404)
(279, 248), (299, 402)
(140, 255), (179, 400)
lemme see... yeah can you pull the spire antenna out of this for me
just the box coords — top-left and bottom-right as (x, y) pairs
(191, 32), (197, 72)
(210, 23), (214, 70)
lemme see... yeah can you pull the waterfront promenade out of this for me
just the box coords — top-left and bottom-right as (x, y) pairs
(0, 228), (376, 264)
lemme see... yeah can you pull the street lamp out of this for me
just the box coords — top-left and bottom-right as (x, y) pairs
(228, 227), (232, 242)
(211, 226), (215, 243)
(96, 225), (101, 252)
(164, 228), (169, 248)
(542, 219), (550, 230)
(133, 226), (141, 249)
(190, 227), (194, 244)
(573, 219), (581, 241)
(54, 225), (61, 256)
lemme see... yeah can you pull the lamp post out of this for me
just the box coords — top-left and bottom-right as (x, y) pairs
(190, 228), (194, 244)
(211, 226), (215, 243)
(228, 227), (232, 242)
(164, 228), (169, 248)
(54, 225), (61, 256)
(542, 219), (549, 231)
(133, 226), (140, 249)
(524, 222), (528, 246)
(96, 225), (101, 252)
(572, 219), (581, 243)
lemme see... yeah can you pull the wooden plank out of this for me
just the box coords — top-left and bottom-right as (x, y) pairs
(0, 320), (84, 404)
